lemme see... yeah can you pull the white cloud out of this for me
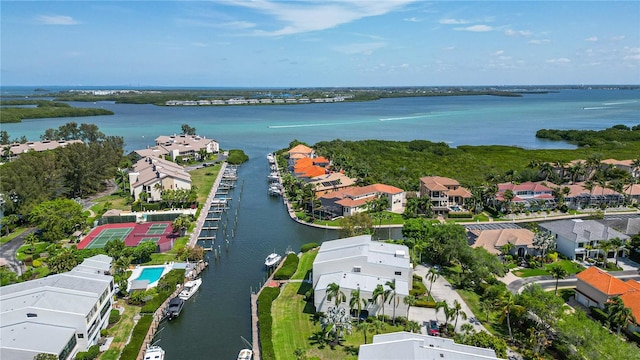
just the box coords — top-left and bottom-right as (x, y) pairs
(546, 58), (571, 63)
(404, 17), (420, 22)
(611, 35), (625, 41)
(439, 18), (469, 25)
(504, 29), (532, 37)
(35, 15), (78, 25)
(454, 25), (493, 32)
(528, 39), (551, 45)
(227, 0), (419, 36)
(442, 46), (456, 51)
(332, 42), (386, 55)
(492, 50), (505, 56)
(585, 36), (598, 42)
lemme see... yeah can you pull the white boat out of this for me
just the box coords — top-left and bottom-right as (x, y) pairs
(237, 349), (253, 360)
(265, 253), (282, 267)
(266, 153), (276, 164)
(144, 345), (165, 360)
(267, 172), (279, 181)
(268, 185), (282, 196)
(178, 278), (202, 301)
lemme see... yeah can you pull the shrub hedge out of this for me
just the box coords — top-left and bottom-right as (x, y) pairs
(119, 315), (153, 360)
(273, 253), (299, 280)
(141, 269), (185, 314)
(75, 345), (100, 360)
(258, 287), (281, 360)
(628, 331), (640, 345)
(109, 309), (121, 324)
(590, 306), (608, 324)
(300, 242), (318, 253)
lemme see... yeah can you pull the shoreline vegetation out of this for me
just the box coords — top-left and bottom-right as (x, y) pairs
(0, 100), (114, 123)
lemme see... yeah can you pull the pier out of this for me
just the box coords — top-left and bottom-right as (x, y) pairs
(189, 163), (228, 246)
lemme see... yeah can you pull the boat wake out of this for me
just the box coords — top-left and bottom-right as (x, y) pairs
(379, 114), (431, 121)
(583, 106), (613, 110)
(603, 100), (637, 105)
(268, 120), (373, 128)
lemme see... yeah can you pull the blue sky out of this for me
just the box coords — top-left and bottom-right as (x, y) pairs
(1, 1), (639, 87)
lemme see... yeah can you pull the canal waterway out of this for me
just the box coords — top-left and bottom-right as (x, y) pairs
(3, 88), (639, 358)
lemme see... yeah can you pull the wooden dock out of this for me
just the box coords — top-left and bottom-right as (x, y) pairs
(189, 163), (228, 248)
(250, 259), (287, 360)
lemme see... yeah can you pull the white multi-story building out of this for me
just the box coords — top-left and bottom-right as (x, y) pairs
(0, 255), (114, 360)
(129, 156), (191, 202)
(313, 235), (412, 318)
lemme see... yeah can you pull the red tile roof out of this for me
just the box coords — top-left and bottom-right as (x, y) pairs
(288, 144), (314, 154)
(576, 267), (632, 296)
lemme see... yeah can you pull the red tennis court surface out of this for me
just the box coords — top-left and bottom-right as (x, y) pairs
(78, 222), (178, 252)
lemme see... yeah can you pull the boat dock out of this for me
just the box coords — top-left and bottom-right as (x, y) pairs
(136, 260), (208, 360)
(189, 163), (228, 247)
(250, 258), (287, 360)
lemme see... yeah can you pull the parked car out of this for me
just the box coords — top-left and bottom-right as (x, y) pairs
(428, 320), (440, 336)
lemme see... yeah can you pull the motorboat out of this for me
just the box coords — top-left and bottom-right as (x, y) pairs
(268, 184), (282, 196)
(265, 253), (282, 267)
(237, 348), (253, 360)
(144, 345), (165, 360)
(267, 171), (279, 181)
(165, 297), (185, 320)
(266, 153), (276, 164)
(178, 278), (202, 301)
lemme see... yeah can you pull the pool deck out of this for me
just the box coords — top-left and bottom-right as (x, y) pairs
(127, 263), (175, 291)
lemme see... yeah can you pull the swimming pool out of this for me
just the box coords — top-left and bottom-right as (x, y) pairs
(136, 267), (165, 284)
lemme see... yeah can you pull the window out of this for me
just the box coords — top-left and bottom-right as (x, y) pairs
(353, 266), (361, 273)
(77, 334), (84, 339)
(395, 271), (402, 276)
(26, 313), (37, 318)
(578, 242), (585, 248)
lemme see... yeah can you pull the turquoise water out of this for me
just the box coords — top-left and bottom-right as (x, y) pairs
(3, 89), (639, 358)
(136, 267), (164, 284)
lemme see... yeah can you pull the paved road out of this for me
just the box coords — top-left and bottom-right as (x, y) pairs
(0, 228), (34, 276)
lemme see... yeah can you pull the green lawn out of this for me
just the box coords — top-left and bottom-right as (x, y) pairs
(189, 164), (221, 204)
(513, 259), (585, 278)
(291, 250), (317, 280)
(0, 226), (29, 244)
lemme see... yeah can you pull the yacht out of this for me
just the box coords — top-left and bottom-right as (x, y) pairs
(267, 171), (279, 181)
(268, 184), (282, 196)
(237, 348), (253, 360)
(178, 278), (202, 301)
(266, 153), (276, 164)
(264, 253), (282, 267)
(165, 297), (185, 320)
(144, 345), (165, 360)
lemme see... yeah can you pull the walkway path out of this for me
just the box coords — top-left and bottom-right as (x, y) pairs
(0, 228), (35, 276)
(410, 265), (487, 334)
(188, 163), (227, 247)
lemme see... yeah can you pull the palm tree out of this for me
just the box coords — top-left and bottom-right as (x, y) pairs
(499, 242), (515, 262)
(452, 299), (468, 331)
(371, 284), (387, 319)
(632, 158), (640, 178)
(349, 287), (367, 322)
(385, 279), (398, 325)
(568, 161), (586, 183)
(549, 264), (568, 295)
(425, 268), (439, 300)
(554, 160), (568, 183)
(326, 282), (346, 307)
(116, 168), (129, 192)
(355, 320), (371, 344)
(480, 298), (493, 322)
(502, 189), (515, 215)
(584, 180), (595, 207)
(435, 301), (451, 326)
(403, 295), (417, 319)
(609, 237), (626, 267)
(496, 292), (524, 341)
(598, 240), (613, 267)
(539, 162), (554, 181)
(605, 296), (636, 335)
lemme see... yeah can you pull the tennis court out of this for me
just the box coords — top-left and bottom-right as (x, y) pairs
(78, 221), (176, 252)
(146, 224), (168, 235)
(86, 227), (134, 249)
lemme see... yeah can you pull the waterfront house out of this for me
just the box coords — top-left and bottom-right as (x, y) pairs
(154, 134), (219, 161)
(419, 176), (472, 215)
(563, 182), (624, 209)
(313, 235), (412, 318)
(129, 157), (191, 202)
(306, 172), (356, 197)
(538, 219), (629, 261)
(601, 159), (639, 178)
(358, 332), (500, 360)
(575, 267), (640, 332)
(467, 228), (536, 258)
(319, 183), (405, 218)
(287, 144), (315, 167)
(2, 139), (83, 161)
(0, 256), (115, 360)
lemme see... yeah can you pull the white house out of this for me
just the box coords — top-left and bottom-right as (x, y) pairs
(129, 157), (191, 202)
(155, 134), (219, 161)
(0, 256), (115, 360)
(358, 332), (500, 360)
(313, 235), (412, 318)
(538, 219), (629, 261)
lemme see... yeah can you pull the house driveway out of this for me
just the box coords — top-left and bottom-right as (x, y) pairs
(409, 265), (487, 334)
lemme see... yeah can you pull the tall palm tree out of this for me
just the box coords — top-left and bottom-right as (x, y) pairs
(403, 295), (417, 319)
(426, 268), (439, 299)
(326, 282), (346, 307)
(496, 292), (524, 341)
(355, 320), (371, 344)
(385, 279), (398, 325)
(539, 162), (554, 181)
(502, 189), (515, 214)
(349, 287), (367, 322)
(609, 237), (626, 267)
(452, 299), (468, 331)
(605, 296), (636, 335)
(549, 264), (568, 295)
(598, 240), (613, 267)
(554, 160), (568, 183)
(371, 284), (387, 319)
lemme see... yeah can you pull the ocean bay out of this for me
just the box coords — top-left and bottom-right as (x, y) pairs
(4, 89), (640, 358)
